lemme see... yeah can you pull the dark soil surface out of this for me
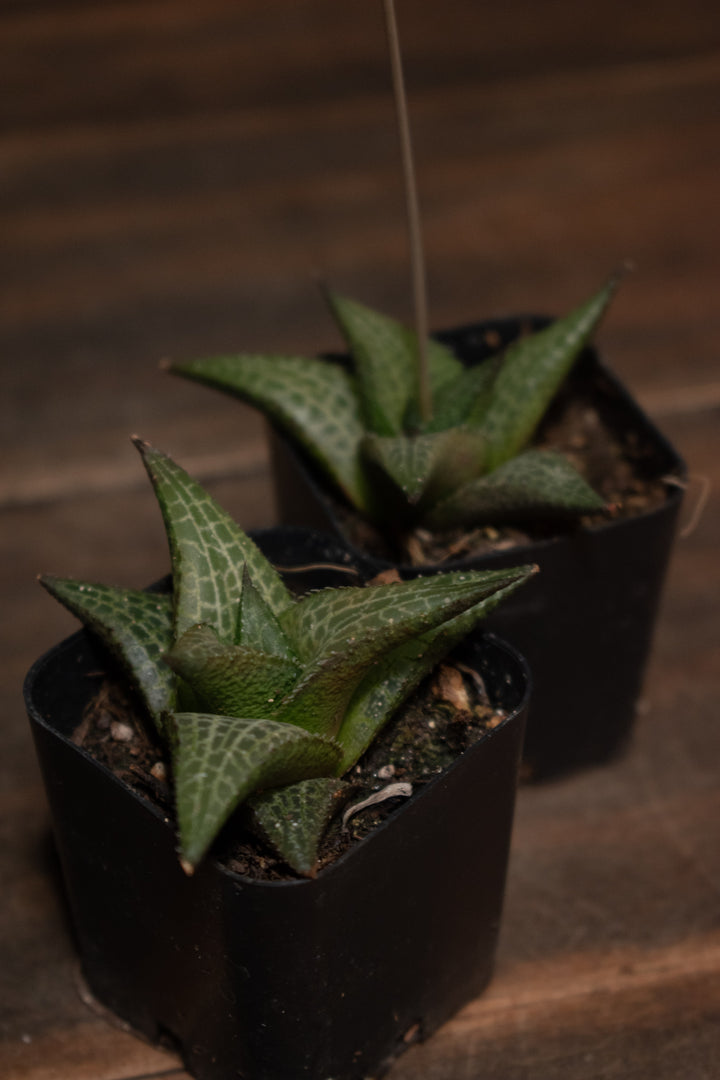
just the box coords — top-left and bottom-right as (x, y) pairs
(74, 659), (506, 882)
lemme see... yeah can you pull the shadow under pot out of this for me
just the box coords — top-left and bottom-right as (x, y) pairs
(268, 318), (686, 780)
(25, 530), (530, 1080)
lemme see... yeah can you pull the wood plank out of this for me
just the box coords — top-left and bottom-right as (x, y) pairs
(4, 1020), (181, 1080)
(3, 7), (720, 498)
(4, 0), (718, 134)
(4, 107), (719, 494)
(391, 944), (720, 1079)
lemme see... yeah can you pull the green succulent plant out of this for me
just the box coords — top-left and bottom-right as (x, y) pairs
(40, 439), (533, 877)
(169, 277), (617, 535)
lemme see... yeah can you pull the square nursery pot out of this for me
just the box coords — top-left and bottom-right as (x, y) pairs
(268, 319), (686, 779)
(25, 528), (530, 1080)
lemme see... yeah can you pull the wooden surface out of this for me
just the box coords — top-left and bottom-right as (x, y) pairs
(2, 2), (719, 1077)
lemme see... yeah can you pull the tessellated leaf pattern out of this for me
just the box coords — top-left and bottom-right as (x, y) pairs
(39, 577), (174, 731)
(480, 278), (618, 469)
(172, 713), (342, 870)
(336, 566), (533, 770)
(170, 279), (617, 527)
(250, 777), (351, 878)
(168, 354), (374, 512)
(426, 450), (605, 528)
(165, 625), (301, 720)
(327, 291), (462, 436)
(42, 442), (534, 875)
(135, 439), (292, 642)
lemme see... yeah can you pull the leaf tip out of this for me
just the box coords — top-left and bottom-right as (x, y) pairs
(38, 572), (60, 593)
(131, 435), (166, 474)
(179, 857), (195, 877)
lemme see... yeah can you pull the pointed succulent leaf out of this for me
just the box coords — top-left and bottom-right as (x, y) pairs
(280, 570), (525, 670)
(249, 777), (351, 877)
(336, 566), (535, 771)
(134, 439), (291, 641)
(39, 577), (174, 733)
(423, 354), (503, 433)
(235, 565), (298, 660)
(418, 427), (488, 509)
(168, 354), (374, 513)
(275, 569), (536, 737)
(327, 292), (462, 436)
(362, 428), (487, 509)
(482, 277), (619, 469)
(165, 624), (301, 720)
(172, 712), (343, 871)
(361, 431), (447, 503)
(272, 653), (359, 736)
(425, 450), (605, 529)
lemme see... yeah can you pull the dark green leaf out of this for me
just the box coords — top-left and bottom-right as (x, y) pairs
(419, 427), (488, 509)
(362, 428), (487, 509)
(168, 354), (373, 513)
(425, 449), (605, 528)
(235, 565), (298, 659)
(172, 712), (342, 872)
(276, 568), (536, 737)
(327, 292), (462, 436)
(482, 278), (618, 469)
(165, 624), (300, 719)
(280, 569), (526, 669)
(336, 565), (535, 770)
(249, 777), (351, 877)
(134, 440), (292, 642)
(423, 354), (503, 432)
(362, 431), (447, 502)
(39, 577), (174, 733)
(273, 652), (384, 737)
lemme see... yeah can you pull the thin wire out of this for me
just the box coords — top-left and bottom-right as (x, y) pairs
(271, 562), (361, 576)
(382, 0), (432, 422)
(663, 473), (711, 539)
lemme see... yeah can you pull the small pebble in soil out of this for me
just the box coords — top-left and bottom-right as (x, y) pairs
(110, 721), (135, 743)
(434, 664), (471, 712)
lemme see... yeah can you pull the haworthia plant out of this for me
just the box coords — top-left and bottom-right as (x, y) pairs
(169, 277), (618, 531)
(41, 440), (534, 877)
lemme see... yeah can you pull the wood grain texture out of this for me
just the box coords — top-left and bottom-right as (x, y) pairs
(2, 1), (718, 1077)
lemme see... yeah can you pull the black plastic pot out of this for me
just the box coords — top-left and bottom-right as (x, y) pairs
(25, 529), (530, 1080)
(268, 319), (686, 779)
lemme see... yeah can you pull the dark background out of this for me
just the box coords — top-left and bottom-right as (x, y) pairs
(3, 2), (719, 1077)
